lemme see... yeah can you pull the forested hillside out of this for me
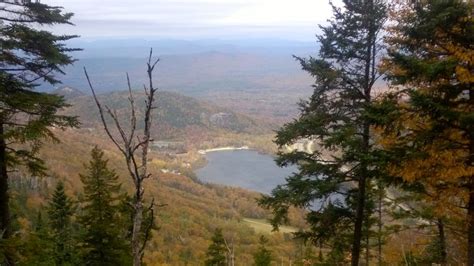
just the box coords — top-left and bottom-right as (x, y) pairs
(59, 89), (276, 153)
(53, 53), (315, 123)
(64, 90), (269, 133)
(10, 128), (306, 265)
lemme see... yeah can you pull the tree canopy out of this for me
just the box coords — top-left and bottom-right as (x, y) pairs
(0, 1), (79, 263)
(370, 0), (474, 264)
(79, 146), (130, 265)
(259, 0), (387, 264)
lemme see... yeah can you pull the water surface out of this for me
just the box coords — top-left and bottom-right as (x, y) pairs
(195, 150), (297, 194)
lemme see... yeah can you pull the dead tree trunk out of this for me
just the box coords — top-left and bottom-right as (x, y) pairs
(84, 49), (160, 266)
(224, 237), (235, 266)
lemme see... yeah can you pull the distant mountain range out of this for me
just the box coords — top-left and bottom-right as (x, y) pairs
(43, 39), (318, 123)
(43, 39), (315, 94)
(67, 38), (318, 58)
(50, 51), (312, 96)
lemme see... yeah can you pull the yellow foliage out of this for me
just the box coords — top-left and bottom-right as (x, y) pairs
(17, 217), (32, 237)
(27, 128), (303, 264)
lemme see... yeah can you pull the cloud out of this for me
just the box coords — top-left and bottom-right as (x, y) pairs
(43, 0), (338, 40)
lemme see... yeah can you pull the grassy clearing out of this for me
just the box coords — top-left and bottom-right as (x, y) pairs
(243, 218), (298, 234)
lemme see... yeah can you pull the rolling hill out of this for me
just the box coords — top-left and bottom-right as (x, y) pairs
(41, 39), (318, 123)
(60, 89), (275, 151)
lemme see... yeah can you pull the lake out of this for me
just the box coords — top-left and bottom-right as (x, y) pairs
(195, 149), (297, 194)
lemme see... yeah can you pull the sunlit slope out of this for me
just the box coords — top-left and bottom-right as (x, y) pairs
(26, 128), (306, 265)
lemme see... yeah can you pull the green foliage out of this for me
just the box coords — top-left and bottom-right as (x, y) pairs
(0, 1), (80, 175)
(259, 0), (388, 262)
(78, 147), (131, 265)
(420, 234), (446, 265)
(20, 211), (55, 266)
(4, 176), (53, 264)
(253, 235), (272, 266)
(47, 181), (79, 265)
(0, 1), (78, 85)
(0, 2), (79, 262)
(205, 228), (227, 266)
(370, 0), (473, 263)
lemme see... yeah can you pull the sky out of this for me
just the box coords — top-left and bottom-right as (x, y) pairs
(43, 0), (341, 41)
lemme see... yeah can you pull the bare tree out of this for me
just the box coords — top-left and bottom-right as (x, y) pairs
(224, 237), (235, 266)
(84, 49), (159, 266)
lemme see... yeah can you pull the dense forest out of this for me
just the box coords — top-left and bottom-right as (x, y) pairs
(0, 0), (473, 265)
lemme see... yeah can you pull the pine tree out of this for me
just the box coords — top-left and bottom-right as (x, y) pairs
(79, 146), (130, 265)
(0, 2), (79, 263)
(259, 1), (387, 264)
(22, 211), (55, 266)
(253, 235), (272, 266)
(370, 0), (473, 264)
(47, 181), (78, 265)
(205, 228), (227, 266)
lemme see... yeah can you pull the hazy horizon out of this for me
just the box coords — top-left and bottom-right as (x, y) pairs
(44, 0), (342, 41)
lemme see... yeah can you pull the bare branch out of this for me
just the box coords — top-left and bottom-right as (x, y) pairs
(84, 67), (126, 155)
(103, 106), (126, 143)
(147, 48), (160, 72)
(85, 49), (160, 266)
(127, 73), (137, 146)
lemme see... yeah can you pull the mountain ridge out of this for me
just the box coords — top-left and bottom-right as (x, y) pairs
(61, 89), (275, 151)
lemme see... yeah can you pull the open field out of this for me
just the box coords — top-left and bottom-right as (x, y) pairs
(243, 218), (298, 234)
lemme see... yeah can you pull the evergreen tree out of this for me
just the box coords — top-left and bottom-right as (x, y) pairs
(370, 0), (473, 264)
(205, 228), (227, 266)
(47, 181), (77, 265)
(79, 146), (130, 265)
(21, 211), (55, 266)
(0, 2), (79, 263)
(253, 235), (272, 266)
(259, 0), (387, 265)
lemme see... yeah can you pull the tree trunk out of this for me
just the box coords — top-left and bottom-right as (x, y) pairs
(352, 125), (369, 266)
(0, 122), (14, 265)
(352, 170), (367, 266)
(225, 238), (235, 266)
(132, 186), (143, 266)
(366, 227), (370, 266)
(377, 187), (383, 266)
(468, 88), (474, 266)
(468, 187), (474, 266)
(437, 218), (447, 265)
(352, 1), (375, 264)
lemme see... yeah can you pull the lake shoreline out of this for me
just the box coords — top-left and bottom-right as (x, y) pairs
(197, 145), (250, 155)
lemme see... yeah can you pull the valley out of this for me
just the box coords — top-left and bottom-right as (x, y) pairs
(21, 117), (307, 264)
(29, 79), (310, 264)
